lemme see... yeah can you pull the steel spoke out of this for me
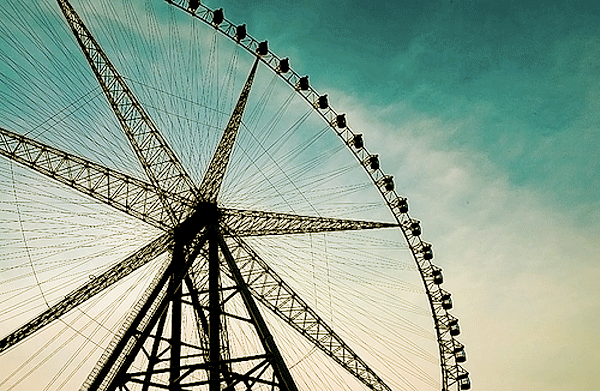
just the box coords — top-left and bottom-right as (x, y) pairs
(223, 232), (393, 391)
(0, 233), (172, 354)
(200, 58), (260, 203)
(221, 208), (398, 236)
(0, 126), (183, 230)
(56, 0), (199, 226)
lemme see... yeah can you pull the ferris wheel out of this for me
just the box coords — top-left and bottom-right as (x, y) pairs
(0, 0), (470, 390)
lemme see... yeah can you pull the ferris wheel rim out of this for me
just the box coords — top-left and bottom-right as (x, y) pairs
(0, 0), (470, 389)
(161, 1), (470, 389)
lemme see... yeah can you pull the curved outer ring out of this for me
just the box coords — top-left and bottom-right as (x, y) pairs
(164, 1), (470, 389)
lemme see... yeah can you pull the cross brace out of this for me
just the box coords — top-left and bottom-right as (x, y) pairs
(224, 233), (393, 391)
(56, 0), (199, 226)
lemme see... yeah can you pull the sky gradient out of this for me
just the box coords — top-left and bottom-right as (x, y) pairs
(1, 0), (598, 390)
(216, 0), (600, 389)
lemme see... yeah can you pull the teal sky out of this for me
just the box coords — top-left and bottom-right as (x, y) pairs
(1, 0), (598, 390)
(217, 0), (600, 389)
(223, 0), (600, 217)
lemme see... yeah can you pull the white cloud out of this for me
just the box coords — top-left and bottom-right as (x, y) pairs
(323, 88), (600, 390)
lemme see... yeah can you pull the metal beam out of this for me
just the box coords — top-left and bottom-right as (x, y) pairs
(224, 233), (393, 391)
(208, 226), (221, 391)
(0, 233), (171, 354)
(200, 57), (259, 202)
(0, 126), (181, 230)
(218, 234), (299, 391)
(56, 0), (199, 226)
(184, 274), (210, 361)
(141, 309), (169, 391)
(222, 208), (398, 236)
(170, 268), (183, 390)
(0, 126), (398, 236)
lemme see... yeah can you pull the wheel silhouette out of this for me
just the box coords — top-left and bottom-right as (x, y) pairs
(0, 0), (469, 390)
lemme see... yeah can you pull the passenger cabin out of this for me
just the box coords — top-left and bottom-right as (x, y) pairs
(393, 197), (409, 213)
(432, 268), (443, 284)
(410, 221), (421, 236)
(212, 8), (224, 25)
(422, 245), (433, 260)
(235, 24), (247, 41)
(457, 373), (471, 390)
(441, 293), (453, 309)
(448, 319), (461, 336)
(381, 176), (394, 191)
(189, 0), (199, 12)
(297, 76), (309, 90)
(257, 41), (268, 56)
(454, 346), (467, 363)
(352, 134), (363, 149)
(366, 155), (379, 171)
(317, 95), (328, 109)
(278, 58), (290, 73)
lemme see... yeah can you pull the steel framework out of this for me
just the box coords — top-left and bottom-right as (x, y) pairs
(0, 0), (470, 390)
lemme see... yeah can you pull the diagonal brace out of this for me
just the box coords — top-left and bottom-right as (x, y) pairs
(200, 57), (260, 202)
(56, 0), (199, 226)
(0, 233), (172, 354)
(218, 233), (299, 391)
(221, 208), (398, 236)
(224, 233), (393, 391)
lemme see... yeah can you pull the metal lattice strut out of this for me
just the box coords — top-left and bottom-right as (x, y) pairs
(56, 0), (199, 227)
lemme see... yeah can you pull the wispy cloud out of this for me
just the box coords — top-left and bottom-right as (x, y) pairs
(325, 80), (600, 389)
